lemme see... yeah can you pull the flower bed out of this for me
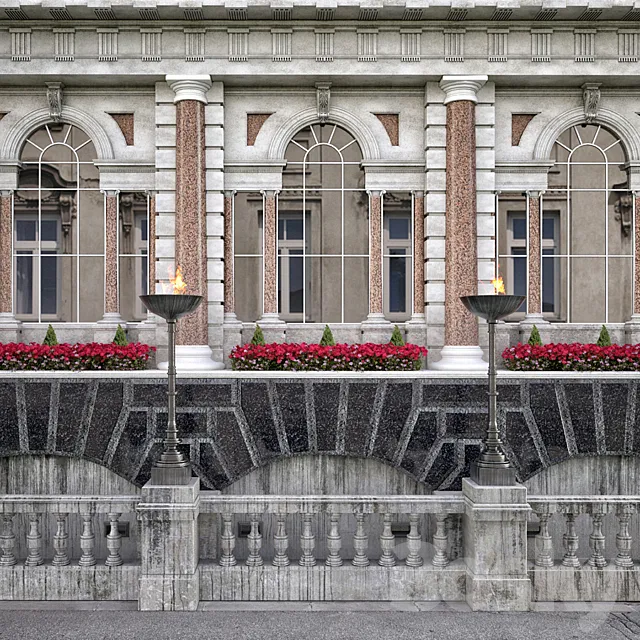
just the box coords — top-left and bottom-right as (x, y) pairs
(502, 343), (640, 372)
(230, 342), (427, 371)
(0, 342), (155, 371)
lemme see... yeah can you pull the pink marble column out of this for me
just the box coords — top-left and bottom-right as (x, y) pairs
(432, 76), (488, 371)
(0, 193), (12, 315)
(262, 191), (279, 319)
(171, 81), (209, 346)
(635, 195), (640, 316)
(526, 191), (542, 317)
(103, 192), (120, 318)
(223, 191), (235, 317)
(368, 191), (384, 318)
(148, 194), (156, 294)
(412, 191), (425, 318)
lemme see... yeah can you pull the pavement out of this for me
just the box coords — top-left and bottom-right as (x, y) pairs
(0, 602), (639, 640)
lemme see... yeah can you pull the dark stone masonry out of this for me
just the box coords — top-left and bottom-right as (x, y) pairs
(0, 376), (636, 491)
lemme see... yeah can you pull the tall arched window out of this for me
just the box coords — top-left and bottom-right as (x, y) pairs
(498, 124), (633, 323)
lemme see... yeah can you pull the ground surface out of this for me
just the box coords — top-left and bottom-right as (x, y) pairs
(0, 602), (639, 640)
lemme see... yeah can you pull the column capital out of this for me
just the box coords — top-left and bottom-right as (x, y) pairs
(166, 75), (212, 105)
(526, 190), (544, 198)
(439, 76), (488, 105)
(412, 190), (424, 198)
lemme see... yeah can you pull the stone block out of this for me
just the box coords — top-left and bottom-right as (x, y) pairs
(205, 126), (224, 148)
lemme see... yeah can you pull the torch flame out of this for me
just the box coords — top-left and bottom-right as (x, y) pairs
(162, 265), (187, 295)
(491, 276), (506, 295)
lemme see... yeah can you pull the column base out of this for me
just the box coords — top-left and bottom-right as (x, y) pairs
(361, 314), (392, 344)
(625, 315), (640, 345)
(519, 313), (548, 326)
(94, 314), (124, 343)
(430, 345), (487, 371)
(138, 572), (200, 612)
(404, 315), (427, 348)
(470, 461), (517, 486)
(157, 345), (224, 371)
(0, 313), (21, 342)
(257, 314), (286, 343)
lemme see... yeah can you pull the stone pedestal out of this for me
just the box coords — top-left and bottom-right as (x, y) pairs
(137, 478), (200, 611)
(462, 478), (531, 611)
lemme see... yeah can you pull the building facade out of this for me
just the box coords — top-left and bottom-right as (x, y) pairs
(1, 0), (640, 369)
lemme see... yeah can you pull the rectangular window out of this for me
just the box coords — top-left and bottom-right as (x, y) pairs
(278, 211), (310, 321)
(383, 195), (412, 321)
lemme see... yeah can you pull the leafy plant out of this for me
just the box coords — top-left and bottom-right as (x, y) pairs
(319, 324), (336, 346)
(597, 325), (612, 347)
(528, 325), (543, 347)
(251, 324), (266, 346)
(390, 325), (405, 347)
(43, 324), (58, 346)
(113, 324), (128, 346)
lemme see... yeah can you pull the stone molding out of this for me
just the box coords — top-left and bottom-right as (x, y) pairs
(1, 106), (115, 160)
(439, 75), (488, 105)
(166, 75), (212, 104)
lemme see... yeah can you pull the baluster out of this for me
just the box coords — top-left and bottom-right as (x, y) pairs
(105, 513), (123, 567)
(379, 513), (396, 567)
(561, 512), (581, 568)
(615, 505), (634, 568)
(300, 513), (316, 567)
(273, 515), (290, 567)
(0, 515), (16, 567)
(25, 514), (44, 566)
(219, 514), (237, 567)
(52, 514), (70, 567)
(352, 513), (369, 567)
(588, 508), (607, 568)
(406, 514), (423, 568)
(246, 514), (263, 567)
(326, 513), (343, 567)
(432, 514), (450, 568)
(534, 511), (554, 568)
(78, 514), (96, 567)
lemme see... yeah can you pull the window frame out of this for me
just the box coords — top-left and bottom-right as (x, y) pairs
(383, 210), (413, 322)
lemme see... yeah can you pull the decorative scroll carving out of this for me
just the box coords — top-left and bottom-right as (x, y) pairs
(316, 82), (331, 124)
(46, 82), (64, 123)
(511, 113), (537, 146)
(247, 113), (272, 146)
(108, 113), (134, 146)
(614, 189), (633, 236)
(374, 113), (399, 146)
(582, 83), (601, 124)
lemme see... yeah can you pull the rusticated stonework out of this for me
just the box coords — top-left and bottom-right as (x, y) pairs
(108, 113), (134, 146)
(374, 113), (399, 146)
(247, 113), (272, 146)
(511, 113), (536, 146)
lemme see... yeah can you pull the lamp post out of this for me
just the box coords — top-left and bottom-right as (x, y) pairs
(139, 293), (202, 485)
(461, 292), (525, 486)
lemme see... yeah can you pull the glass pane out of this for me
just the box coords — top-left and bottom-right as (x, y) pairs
(542, 216), (556, 241)
(40, 145), (79, 184)
(542, 254), (564, 318)
(306, 257), (342, 323)
(234, 192), (263, 256)
(389, 253), (407, 314)
(286, 217), (303, 240)
(608, 192), (634, 256)
(235, 257), (262, 323)
(344, 257), (369, 323)
(278, 219), (284, 240)
(389, 217), (410, 240)
(15, 253), (34, 316)
(43, 255), (76, 322)
(278, 251), (304, 318)
(78, 190), (104, 255)
(608, 257), (633, 323)
(120, 256), (148, 322)
(16, 219), (36, 242)
(41, 219), (58, 243)
(500, 254), (526, 316)
(78, 256), (104, 322)
(140, 217), (148, 242)
(313, 192), (342, 256)
(570, 191), (605, 255)
(41, 253), (58, 316)
(511, 216), (526, 241)
(343, 190), (369, 255)
(497, 194), (526, 258)
(571, 257), (605, 323)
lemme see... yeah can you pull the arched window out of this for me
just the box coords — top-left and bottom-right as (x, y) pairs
(498, 124), (633, 323)
(14, 123), (149, 323)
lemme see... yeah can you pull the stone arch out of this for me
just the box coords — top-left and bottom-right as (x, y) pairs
(267, 107), (380, 161)
(533, 107), (640, 162)
(1, 106), (115, 161)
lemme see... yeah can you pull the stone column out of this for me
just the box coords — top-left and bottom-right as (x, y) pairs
(259, 190), (285, 342)
(165, 75), (221, 370)
(432, 76), (488, 371)
(138, 193), (157, 351)
(0, 191), (20, 341)
(137, 478), (200, 611)
(222, 190), (242, 360)
(521, 191), (547, 328)
(463, 479), (531, 611)
(625, 192), (640, 342)
(94, 190), (122, 342)
(406, 191), (426, 346)
(361, 190), (390, 343)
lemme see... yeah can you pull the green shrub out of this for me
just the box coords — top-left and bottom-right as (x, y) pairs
(319, 324), (336, 346)
(251, 324), (266, 345)
(113, 324), (128, 346)
(390, 325), (405, 347)
(528, 325), (543, 347)
(43, 324), (58, 346)
(596, 325), (612, 347)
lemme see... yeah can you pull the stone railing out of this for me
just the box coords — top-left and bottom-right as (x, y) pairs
(198, 493), (466, 601)
(0, 495), (140, 600)
(529, 496), (640, 602)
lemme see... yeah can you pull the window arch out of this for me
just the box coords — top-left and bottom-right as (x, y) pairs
(499, 124), (633, 323)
